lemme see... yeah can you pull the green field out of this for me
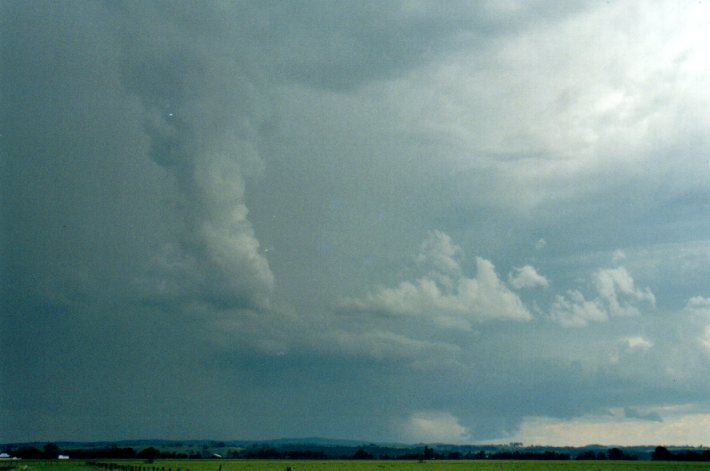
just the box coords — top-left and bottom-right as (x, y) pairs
(7, 460), (710, 471)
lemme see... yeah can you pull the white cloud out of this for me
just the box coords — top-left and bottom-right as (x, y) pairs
(701, 326), (710, 354)
(686, 296), (710, 312)
(416, 230), (463, 276)
(508, 265), (549, 289)
(609, 335), (654, 364)
(594, 267), (655, 317)
(340, 232), (532, 329)
(378, 1), (710, 214)
(550, 290), (607, 328)
(621, 336), (654, 351)
(612, 249), (626, 263)
(402, 411), (470, 444)
(550, 267), (654, 328)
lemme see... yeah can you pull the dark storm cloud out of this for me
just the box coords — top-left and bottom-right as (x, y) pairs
(0, 0), (270, 440)
(2, 0), (277, 312)
(1, 2), (167, 306)
(3, 0), (710, 445)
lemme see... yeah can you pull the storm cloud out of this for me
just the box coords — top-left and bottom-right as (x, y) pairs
(3, 0), (710, 445)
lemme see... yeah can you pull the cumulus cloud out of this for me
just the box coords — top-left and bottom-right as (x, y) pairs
(594, 267), (655, 317)
(109, 3), (276, 311)
(550, 290), (608, 328)
(508, 265), (549, 289)
(340, 232), (532, 329)
(551, 267), (654, 327)
(416, 230), (463, 277)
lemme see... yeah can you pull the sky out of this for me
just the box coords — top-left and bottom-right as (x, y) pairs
(2, 0), (710, 447)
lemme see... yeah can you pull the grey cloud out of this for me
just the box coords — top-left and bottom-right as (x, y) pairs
(233, 1), (593, 91)
(113, 3), (274, 311)
(624, 407), (663, 422)
(4, 0), (710, 446)
(2, 1), (274, 314)
(0, 0), (275, 441)
(321, 330), (462, 366)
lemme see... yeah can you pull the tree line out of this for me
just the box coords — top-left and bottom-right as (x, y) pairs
(3, 442), (710, 461)
(0, 444), (200, 460)
(652, 446), (710, 461)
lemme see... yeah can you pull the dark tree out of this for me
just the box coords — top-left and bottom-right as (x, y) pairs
(651, 446), (674, 461)
(15, 447), (43, 459)
(576, 450), (598, 460)
(652, 446), (674, 461)
(43, 443), (60, 458)
(137, 447), (161, 462)
(607, 448), (636, 460)
(423, 446), (434, 460)
(352, 449), (373, 460)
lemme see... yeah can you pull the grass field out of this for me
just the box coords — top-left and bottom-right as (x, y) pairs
(7, 460), (710, 471)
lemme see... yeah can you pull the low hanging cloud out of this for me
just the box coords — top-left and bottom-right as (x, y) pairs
(401, 411), (470, 444)
(325, 330), (461, 363)
(551, 266), (655, 327)
(340, 231), (533, 329)
(512, 408), (710, 447)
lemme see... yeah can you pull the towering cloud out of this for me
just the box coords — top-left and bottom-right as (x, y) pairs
(113, 3), (274, 311)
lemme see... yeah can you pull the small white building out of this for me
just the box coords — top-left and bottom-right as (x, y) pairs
(58, 455), (70, 460)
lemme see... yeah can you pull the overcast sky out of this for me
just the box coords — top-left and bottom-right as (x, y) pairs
(3, 0), (710, 446)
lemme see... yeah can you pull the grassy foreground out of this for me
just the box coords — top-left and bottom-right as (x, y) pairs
(7, 460), (710, 471)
